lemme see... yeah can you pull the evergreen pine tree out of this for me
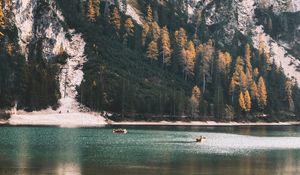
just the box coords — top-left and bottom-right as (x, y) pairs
(5, 41), (13, 56)
(95, 0), (101, 17)
(245, 44), (252, 77)
(174, 28), (188, 76)
(285, 79), (294, 111)
(121, 0), (127, 13)
(198, 40), (214, 94)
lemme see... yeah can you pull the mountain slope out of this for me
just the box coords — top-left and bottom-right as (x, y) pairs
(1, 0), (300, 120)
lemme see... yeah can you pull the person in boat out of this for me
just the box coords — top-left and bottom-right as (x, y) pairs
(196, 136), (207, 142)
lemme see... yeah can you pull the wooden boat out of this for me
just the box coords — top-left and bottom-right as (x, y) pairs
(196, 136), (207, 143)
(113, 128), (128, 134)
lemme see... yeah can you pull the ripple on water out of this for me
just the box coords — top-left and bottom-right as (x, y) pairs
(175, 132), (300, 155)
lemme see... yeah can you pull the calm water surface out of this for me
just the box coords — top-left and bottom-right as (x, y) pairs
(0, 125), (300, 175)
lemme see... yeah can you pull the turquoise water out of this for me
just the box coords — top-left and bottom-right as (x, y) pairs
(0, 125), (300, 175)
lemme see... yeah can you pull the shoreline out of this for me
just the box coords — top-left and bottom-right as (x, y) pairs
(2, 110), (300, 128)
(110, 121), (300, 126)
(2, 113), (300, 127)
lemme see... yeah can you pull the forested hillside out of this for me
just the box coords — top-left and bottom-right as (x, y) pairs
(1, 0), (300, 121)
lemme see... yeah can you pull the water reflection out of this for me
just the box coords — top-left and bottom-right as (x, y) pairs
(56, 163), (81, 175)
(0, 126), (299, 175)
(16, 127), (29, 175)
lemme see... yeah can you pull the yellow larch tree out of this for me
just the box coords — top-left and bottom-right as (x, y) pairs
(124, 17), (134, 35)
(245, 44), (253, 83)
(87, 0), (96, 22)
(123, 17), (135, 45)
(253, 67), (259, 79)
(190, 85), (201, 116)
(257, 76), (267, 110)
(160, 26), (172, 65)
(217, 51), (226, 73)
(244, 90), (251, 112)
(147, 40), (159, 62)
(141, 22), (150, 47)
(110, 7), (121, 33)
(218, 51), (232, 74)
(240, 70), (248, 91)
(250, 80), (258, 100)
(151, 21), (160, 42)
(0, 0), (5, 28)
(175, 27), (187, 49)
(230, 56), (246, 92)
(185, 40), (196, 75)
(245, 44), (252, 71)
(146, 4), (153, 22)
(239, 92), (246, 112)
(246, 67), (253, 88)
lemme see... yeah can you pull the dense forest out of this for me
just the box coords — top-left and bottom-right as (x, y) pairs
(1, 0), (300, 121)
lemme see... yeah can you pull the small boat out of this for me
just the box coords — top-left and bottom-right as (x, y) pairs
(113, 128), (128, 134)
(196, 136), (207, 143)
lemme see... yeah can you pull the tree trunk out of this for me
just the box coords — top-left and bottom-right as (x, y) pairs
(203, 74), (206, 94)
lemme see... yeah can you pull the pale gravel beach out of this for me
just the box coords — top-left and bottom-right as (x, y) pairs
(8, 112), (107, 128)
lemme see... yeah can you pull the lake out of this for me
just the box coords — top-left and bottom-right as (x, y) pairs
(0, 125), (299, 175)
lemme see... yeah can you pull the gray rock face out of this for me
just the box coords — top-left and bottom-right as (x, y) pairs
(13, 0), (87, 111)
